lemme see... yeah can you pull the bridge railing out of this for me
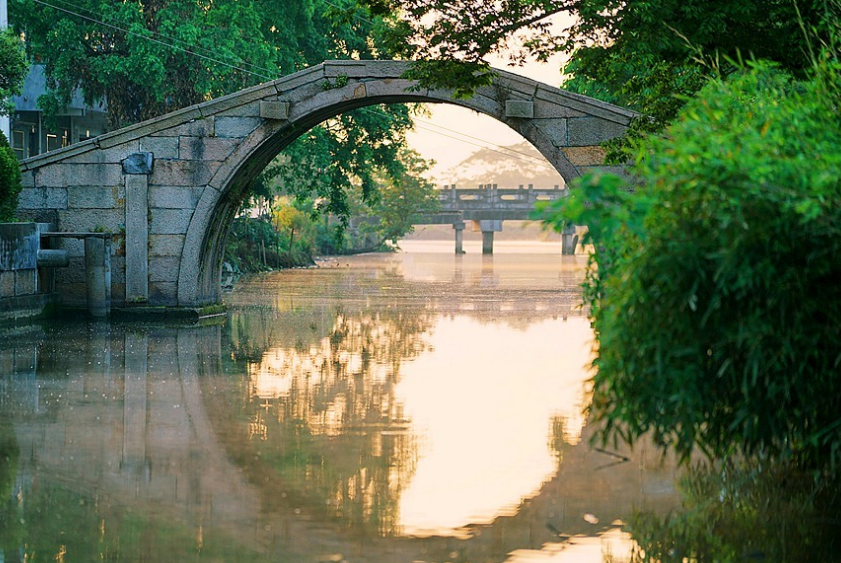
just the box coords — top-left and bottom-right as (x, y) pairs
(437, 183), (568, 211)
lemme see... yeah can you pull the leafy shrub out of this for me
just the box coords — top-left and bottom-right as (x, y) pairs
(542, 59), (841, 472)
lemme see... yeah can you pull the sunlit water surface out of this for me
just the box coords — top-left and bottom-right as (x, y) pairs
(0, 241), (680, 563)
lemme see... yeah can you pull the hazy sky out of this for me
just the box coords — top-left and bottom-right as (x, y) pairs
(406, 15), (574, 182)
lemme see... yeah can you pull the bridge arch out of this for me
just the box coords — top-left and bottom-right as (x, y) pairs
(17, 60), (634, 309)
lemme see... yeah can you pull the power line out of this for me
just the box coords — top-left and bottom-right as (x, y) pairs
(31, 0), (277, 80)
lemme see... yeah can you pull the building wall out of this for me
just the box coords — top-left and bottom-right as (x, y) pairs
(9, 65), (109, 160)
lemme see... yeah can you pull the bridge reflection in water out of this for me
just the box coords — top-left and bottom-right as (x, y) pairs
(0, 247), (680, 563)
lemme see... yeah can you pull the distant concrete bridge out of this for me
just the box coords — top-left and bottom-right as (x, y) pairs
(419, 184), (571, 254)
(16, 60), (634, 311)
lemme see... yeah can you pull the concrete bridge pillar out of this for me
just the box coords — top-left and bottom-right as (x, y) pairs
(561, 223), (579, 255)
(478, 220), (503, 255)
(453, 221), (465, 254)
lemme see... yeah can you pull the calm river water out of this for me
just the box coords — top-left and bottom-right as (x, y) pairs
(0, 240), (681, 562)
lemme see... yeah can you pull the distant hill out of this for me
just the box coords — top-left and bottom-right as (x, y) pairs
(433, 141), (565, 189)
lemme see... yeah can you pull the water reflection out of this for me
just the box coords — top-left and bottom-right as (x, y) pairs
(1, 242), (681, 562)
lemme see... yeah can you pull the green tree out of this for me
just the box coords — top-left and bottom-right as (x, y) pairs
(368, 0), (837, 134)
(364, 148), (440, 247)
(11, 0), (418, 225)
(0, 130), (22, 221)
(0, 29), (28, 116)
(540, 58), (841, 472)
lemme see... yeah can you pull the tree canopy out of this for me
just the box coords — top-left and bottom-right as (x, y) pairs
(369, 0), (838, 130)
(0, 29), (28, 117)
(11, 0), (425, 227)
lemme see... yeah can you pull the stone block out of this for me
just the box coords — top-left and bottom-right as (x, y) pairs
(0, 271), (14, 298)
(178, 137), (239, 162)
(362, 78), (418, 100)
(0, 223), (39, 270)
(111, 256), (126, 285)
(18, 187), (68, 210)
(22, 170), (35, 188)
(149, 234), (185, 257)
(35, 163), (123, 188)
(56, 208), (124, 234)
(324, 59), (411, 79)
(149, 257), (181, 282)
(214, 117), (263, 138)
(152, 118), (215, 138)
(150, 208), (194, 235)
(216, 101), (262, 118)
(532, 118), (569, 147)
(15, 269), (37, 296)
(273, 65), (325, 93)
(149, 186), (202, 210)
(260, 101), (289, 120)
(150, 160), (216, 187)
(505, 100), (534, 119)
(533, 92), (588, 119)
(67, 186), (122, 209)
(568, 117), (627, 147)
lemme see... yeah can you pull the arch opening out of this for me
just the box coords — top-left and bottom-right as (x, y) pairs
(179, 64), (633, 307)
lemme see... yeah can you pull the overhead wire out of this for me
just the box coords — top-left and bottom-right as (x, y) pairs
(28, 0), (558, 170)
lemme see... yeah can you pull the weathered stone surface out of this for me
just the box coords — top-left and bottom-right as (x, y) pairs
(15, 270), (37, 296)
(273, 65), (324, 93)
(214, 117), (262, 138)
(150, 209), (194, 235)
(0, 271), (14, 298)
(150, 117), (215, 138)
(532, 119), (569, 147)
(505, 100), (534, 119)
(562, 146), (607, 167)
(568, 117), (628, 147)
(149, 281), (177, 305)
(0, 223), (39, 271)
(149, 257), (181, 282)
(178, 137), (239, 162)
(149, 234), (185, 257)
(324, 59), (409, 79)
(216, 101), (262, 119)
(125, 174), (149, 302)
(260, 101), (289, 120)
(68, 186), (122, 209)
(149, 186), (203, 210)
(35, 163), (123, 188)
(21, 170), (35, 188)
(18, 187), (68, 210)
(150, 161), (216, 187)
(70, 138), (180, 164)
(123, 152), (154, 175)
(56, 208), (124, 234)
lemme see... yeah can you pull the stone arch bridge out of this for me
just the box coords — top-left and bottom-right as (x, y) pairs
(17, 60), (633, 310)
